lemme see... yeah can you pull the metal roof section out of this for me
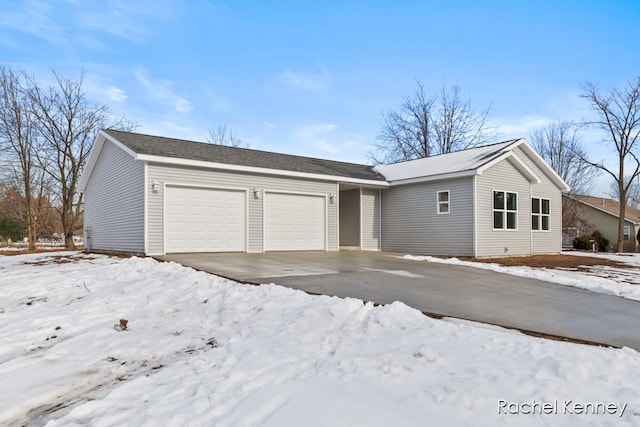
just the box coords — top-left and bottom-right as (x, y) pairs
(374, 139), (520, 183)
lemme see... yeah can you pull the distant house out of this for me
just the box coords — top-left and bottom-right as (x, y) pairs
(564, 195), (640, 252)
(79, 130), (569, 258)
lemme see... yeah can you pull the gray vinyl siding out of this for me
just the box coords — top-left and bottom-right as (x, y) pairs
(475, 159), (532, 257)
(83, 140), (144, 253)
(381, 177), (474, 255)
(339, 189), (360, 247)
(361, 188), (381, 250)
(512, 147), (563, 254)
(146, 163), (338, 255)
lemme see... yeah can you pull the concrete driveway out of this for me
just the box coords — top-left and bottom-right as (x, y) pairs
(158, 251), (640, 350)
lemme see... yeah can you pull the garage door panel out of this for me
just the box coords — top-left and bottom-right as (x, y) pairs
(166, 186), (246, 253)
(265, 193), (325, 251)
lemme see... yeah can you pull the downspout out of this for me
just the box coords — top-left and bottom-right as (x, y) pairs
(378, 188), (382, 251)
(359, 187), (363, 250)
(473, 176), (477, 257)
(143, 162), (148, 255)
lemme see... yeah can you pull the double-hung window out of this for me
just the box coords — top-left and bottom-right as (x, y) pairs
(437, 190), (450, 214)
(624, 226), (630, 241)
(493, 191), (517, 230)
(532, 198), (550, 231)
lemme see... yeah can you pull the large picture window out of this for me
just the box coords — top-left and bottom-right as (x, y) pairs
(532, 198), (550, 231)
(493, 191), (517, 230)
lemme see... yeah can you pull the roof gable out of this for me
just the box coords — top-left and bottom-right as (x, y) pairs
(374, 140), (519, 183)
(374, 138), (569, 191)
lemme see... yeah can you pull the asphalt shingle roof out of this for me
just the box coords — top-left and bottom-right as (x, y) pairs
(104, 129), (387, 182)
(570, 195), (640, 224)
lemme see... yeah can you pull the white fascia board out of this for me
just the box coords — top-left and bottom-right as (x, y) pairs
(386, 169), (478, 186)
(78, 132), (106, 192)
(511, 139), (571, 192)
(137, 154), (390, 188)
(477, 151), (541, 184)
(78, 130), (139, 192)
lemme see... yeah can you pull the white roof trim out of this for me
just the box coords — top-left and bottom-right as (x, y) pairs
(78, 130), (138, 192)
(477, 151), (541, 183)
(384, 169), (478, 186)
(138, 154), (390, 187)
(510, 139), (571, 192)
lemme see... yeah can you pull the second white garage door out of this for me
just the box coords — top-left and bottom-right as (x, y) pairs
(165, 186), (246, 253)
(264, 193), (325, 251)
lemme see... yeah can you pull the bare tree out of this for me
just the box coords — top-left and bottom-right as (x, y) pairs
(207, 124), (245, 147)
(370, 81), (495, 164)
(607, 175), (640, 209)
(629, 178), (640, 209)
(530, 121), (597, 195)
(25, 71), (113, 249)
(432, 85), (494, 155)
(371, 81), (433, 164)
(581, 76), (640, 252)
(0, 65), (39, 250)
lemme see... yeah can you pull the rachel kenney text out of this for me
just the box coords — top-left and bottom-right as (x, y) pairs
(498, 400), (627, 417)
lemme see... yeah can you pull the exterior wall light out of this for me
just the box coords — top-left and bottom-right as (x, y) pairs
(151, 180), (160, 193)
(253, 187), (262, 199)
(329, 193), (336, 203)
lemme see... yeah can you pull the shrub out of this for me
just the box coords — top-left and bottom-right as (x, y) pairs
(572, 235), (591, 250)
(0, 217), (22, 242)
(573, 230), (609, 252)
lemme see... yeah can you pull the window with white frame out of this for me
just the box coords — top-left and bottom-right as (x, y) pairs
(437, 190), (450, 214)
(493, 191), (517, 230)
(532, 198), (550, 231)
(624, 226), (630, 241)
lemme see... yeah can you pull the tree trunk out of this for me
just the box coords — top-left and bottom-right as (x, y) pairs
(618, 185), (626, 253)
(64, 231), (75, 250)
(24, 181), (37, 251)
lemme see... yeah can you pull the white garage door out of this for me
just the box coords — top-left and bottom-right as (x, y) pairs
(265, 193), (325, 251)
(165, 186), (246, 253)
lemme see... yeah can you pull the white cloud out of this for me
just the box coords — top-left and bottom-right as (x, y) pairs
(494, 115), (554, 139)
(0, 0), (69, 49)
(75, 0), (175, 44)
(293, 122), (342, 154)
(280, 68), (329, 90)
(85, 77), (128, 103)
(134, 69), (192, 113)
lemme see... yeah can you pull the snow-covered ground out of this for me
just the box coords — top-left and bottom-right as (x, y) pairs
(1, 252), (640, 426)
(404, 251), (640, 301)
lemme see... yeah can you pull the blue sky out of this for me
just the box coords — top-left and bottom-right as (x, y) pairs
(1, 0), (639, 193)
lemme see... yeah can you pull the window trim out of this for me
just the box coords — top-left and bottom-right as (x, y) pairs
(437, 190), (450, 215)
(493, 190), (518, 231)
(531, 197), (550, 232)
